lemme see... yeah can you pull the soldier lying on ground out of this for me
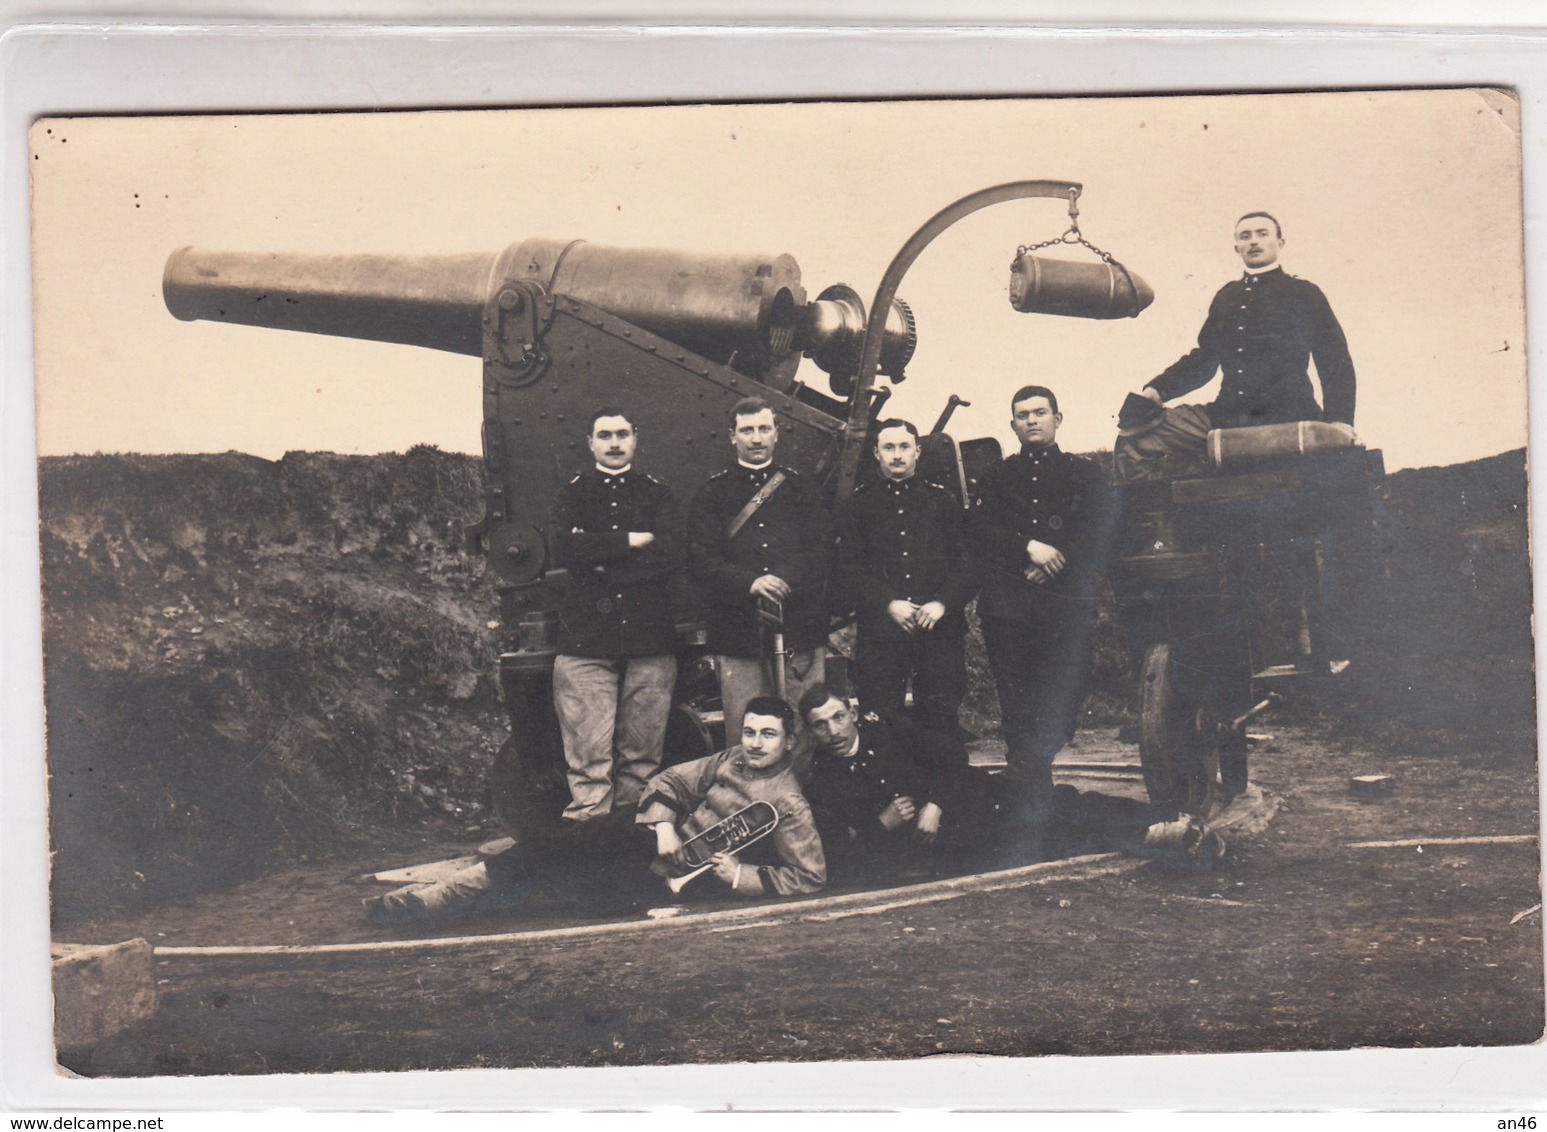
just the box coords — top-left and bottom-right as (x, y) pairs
(799, 684), (1223, 882)
(364, 697), (825, 928)
(798, 683), (1005, 886)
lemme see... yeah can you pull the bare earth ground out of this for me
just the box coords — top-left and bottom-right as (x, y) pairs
(55, 722), (1544, 1077)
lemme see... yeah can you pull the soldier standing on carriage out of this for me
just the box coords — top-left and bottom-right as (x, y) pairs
(1114, 212), (1360, 797)
(687, 396), (834, 765)
(1117, 211), (1356, 439)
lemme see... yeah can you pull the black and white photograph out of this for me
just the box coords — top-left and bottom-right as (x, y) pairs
(19, 86), (1546, 1098)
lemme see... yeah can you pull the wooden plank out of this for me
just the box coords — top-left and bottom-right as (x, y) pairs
(1347, 834), (1536, 849)
(154, 853), (1145, 959)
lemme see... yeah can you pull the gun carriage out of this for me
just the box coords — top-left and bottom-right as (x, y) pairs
(181, 182), (1361, 833)
(1111, 422), (1389, 817)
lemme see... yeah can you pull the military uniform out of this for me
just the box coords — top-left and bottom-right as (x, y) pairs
(1148, 266), (1356, 429)
(837, 476), (976, 734)
(687, 463), (833, 741)
(636, 746), (826, 896)
(1144, 267), (1357, 798)
(549, 466), (682, 821)
(968, 442), (1114, 822)
(807, 708), (996, 885)
(369, 744), (827, 929)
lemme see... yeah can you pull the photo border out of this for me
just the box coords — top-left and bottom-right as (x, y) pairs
(4, 15), (1545, 1114)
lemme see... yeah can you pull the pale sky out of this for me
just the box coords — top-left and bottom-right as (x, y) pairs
(30, 89), (1526, 471)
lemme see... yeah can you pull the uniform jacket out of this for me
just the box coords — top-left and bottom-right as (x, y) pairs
(687, 464), (833, 655)
(1147, 267), (1356, 429)
(807, 709), (973, 850)
(636, 747), (826, 896)
(549, 467), (682, 658)
(968, 443), (1114, 624)
(837, 476), (977, 638)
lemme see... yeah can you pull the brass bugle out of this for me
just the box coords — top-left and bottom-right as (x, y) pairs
(663, 800), (779, 893)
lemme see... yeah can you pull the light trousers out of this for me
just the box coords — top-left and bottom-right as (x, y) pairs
(552, 653), (677, 821)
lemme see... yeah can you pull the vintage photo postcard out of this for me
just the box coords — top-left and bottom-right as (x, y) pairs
(25, 90), (1544, 1091)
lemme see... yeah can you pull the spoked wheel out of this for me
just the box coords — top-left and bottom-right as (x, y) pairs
(1138, 642), (1222, 818)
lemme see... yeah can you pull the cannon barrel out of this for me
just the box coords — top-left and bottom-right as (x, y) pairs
(164, 247), (494, 355)
(164, 240), (916, 382)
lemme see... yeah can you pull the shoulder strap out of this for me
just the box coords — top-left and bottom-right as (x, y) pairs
(725, 470), (789, 540)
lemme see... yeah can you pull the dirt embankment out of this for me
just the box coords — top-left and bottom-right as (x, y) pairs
(37, 447), (1536, 924)
(40, 449), (506, 922)
(1327, 450), (1536, 749)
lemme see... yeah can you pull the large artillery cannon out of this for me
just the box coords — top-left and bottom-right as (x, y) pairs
(164, 239), (916, 614)
(164, 181), (1154, 830)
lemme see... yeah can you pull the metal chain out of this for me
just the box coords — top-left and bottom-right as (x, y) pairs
(1016, 231), (1120, 263)
(1015, 192), (1118, 263)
